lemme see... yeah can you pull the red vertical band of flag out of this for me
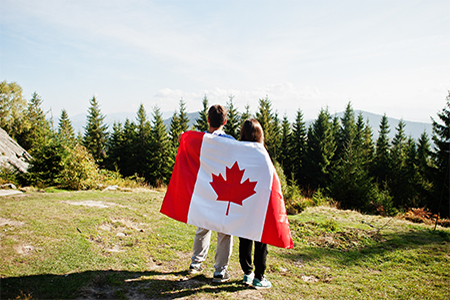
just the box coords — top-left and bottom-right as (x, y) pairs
(160, 131), (204, 222)
(261, 172), (294, 248)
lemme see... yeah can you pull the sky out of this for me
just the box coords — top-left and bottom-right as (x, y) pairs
(1, 0), (449, 124)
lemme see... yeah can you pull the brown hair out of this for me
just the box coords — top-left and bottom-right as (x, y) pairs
(240, 119), (264, 144)
(208, 104), (227, 128)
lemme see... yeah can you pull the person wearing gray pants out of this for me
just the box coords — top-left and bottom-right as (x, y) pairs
(187, 104), (234, 283)
(189, 227), (233, 282)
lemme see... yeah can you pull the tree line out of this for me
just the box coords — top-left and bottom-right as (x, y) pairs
(1, 80), (449, 218)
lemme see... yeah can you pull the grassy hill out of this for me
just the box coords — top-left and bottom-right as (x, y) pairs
(1, 189), (449, 299)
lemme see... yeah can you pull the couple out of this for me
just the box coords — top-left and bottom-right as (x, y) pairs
(187, 104), (271, 289)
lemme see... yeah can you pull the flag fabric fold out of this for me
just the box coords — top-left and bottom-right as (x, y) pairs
(160, 131), (294, 249)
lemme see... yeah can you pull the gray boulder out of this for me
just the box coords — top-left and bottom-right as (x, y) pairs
(0, 127), (31, 173)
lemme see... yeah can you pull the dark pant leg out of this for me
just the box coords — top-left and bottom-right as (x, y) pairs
(253, 241), (268, 280)
(239, 237), (253, 275)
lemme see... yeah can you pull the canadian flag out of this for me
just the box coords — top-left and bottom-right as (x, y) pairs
(160, 131), (294, 249)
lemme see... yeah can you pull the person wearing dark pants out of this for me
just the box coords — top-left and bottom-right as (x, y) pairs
(239, 237), (270, 288)
(237, 119), (272, 289)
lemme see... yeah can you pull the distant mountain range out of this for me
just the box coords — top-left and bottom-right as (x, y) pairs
(70, 110), (433, 142)
(332, 110), (432, 141)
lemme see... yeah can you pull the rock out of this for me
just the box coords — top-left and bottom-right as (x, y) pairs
(0, 127), (31, 173)
(19, 186), (36, 193)
(0, 183), (17, 189)
(102, 185), (119, 191)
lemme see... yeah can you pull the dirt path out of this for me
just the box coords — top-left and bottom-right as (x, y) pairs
(0, 190), (22, 196)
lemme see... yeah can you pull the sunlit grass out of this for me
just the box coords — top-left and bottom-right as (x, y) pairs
(1, 190), (449, 299)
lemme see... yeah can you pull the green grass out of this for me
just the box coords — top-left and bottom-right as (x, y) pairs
(1, 190), (449, 299)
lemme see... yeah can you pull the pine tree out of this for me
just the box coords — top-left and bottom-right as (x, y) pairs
(279, 114), (292, 176)
(224, 95), (240, 139)
(431, 92), (450, 217)
(178, 99), (190, 133)
(238, 104), (252, 137)
(291, 109), (307, 186)
(389, 120), (408, 208)
(135, 104), (152, 179)
(304, 108), (336, 189)
(372, 114), (391, 183)
(255, 96), (280, 160)
(330, 110), (380, 212)
(57, 109), (75, 146)
(330, 136), (373, 211)
(355, 113), (365, 149)
(83, 96), (109, 166)
(194, 95), (209, 132)
(336, 102), (356, 160)
(17, 92), (52, 152)
(27, 139), (70, 187)
(105, 121), (125, 172)
(361, 115), (375, 169)
(404, 137), (420, 207)
(76, 131), (83, 145)
(416, 131), (433, 207)
(149, 106), (173, 186)
(169, 99), (190, 151)
(120, 119), (138, 177)
(272, 111), (282, 161)
(169, 111), (180, 147)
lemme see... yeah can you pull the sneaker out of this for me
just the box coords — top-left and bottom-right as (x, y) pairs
(212, 269), (230, 283)
(188, 263), (203, 274)
(243, 272), (254, 285)
(253, 277), (272, 289)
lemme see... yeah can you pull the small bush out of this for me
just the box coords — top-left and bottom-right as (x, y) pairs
(0, 167), (19, 186)
(26, 140), (69, 188)
(274, 162), (306, 215)
(100, 170), (148, 189)
(59, 144), (102, 190)
(369, 183), (397, 216)
(312, 189), (329, 206)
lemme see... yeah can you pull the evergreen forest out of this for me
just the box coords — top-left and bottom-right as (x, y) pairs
(1, 80), (449, 218)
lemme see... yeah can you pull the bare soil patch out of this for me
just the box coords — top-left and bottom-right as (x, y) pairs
(63, 200), (125, 208)
(0, 217), (25, 227)
(0, 190), (23, 196)
(13, 244), (34, 255)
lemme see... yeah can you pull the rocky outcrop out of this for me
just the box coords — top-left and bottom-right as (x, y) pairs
(0, 127), (31, 173)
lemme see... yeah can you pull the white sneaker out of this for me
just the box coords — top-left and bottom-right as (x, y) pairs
(243, 272), (254, 285)
(188, 263), (203, 274)
(213, 269), (231, 283)
(253, 277), (272, 289)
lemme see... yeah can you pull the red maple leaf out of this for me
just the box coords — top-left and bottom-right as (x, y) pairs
(210, 161), (257, 216)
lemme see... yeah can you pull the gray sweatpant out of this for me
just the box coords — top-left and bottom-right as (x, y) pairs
(191, 227), (233, 273)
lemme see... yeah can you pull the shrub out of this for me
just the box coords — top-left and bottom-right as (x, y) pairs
(312, 189), (330, 206)
(99, 169), (148, 189)
(274, 161), (304, 214)
(26, 140), (69, 188)
(59, 144), (102, 190)
(0, 167), (19, 186)
(368, 183), (397, 216)
(25, 141), (149, 190)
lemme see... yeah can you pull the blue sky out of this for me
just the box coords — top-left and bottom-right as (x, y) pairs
(1, 0), (449, 123)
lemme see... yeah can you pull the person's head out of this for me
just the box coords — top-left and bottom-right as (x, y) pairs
(240, 119), (264, 144)
(207, 104), (227, 129)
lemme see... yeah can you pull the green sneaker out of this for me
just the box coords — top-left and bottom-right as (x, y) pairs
(243, 272), (254, 285)
(253, 277), (272, 289)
